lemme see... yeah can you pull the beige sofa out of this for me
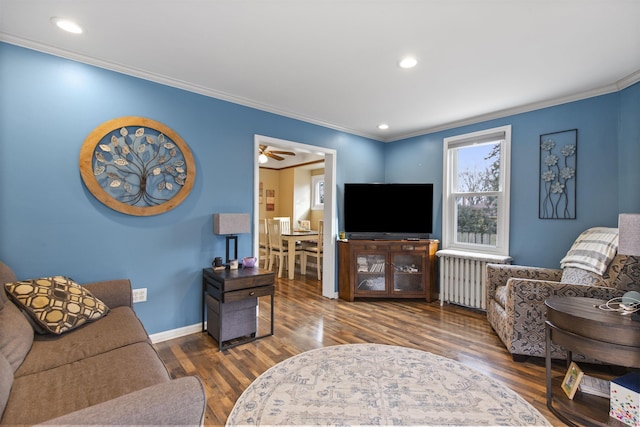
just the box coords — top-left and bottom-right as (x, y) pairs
(0, 261), (206, 426)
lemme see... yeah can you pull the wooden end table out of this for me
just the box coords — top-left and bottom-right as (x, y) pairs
(545, 296), (640, 426)
(202, 267), (275, 350)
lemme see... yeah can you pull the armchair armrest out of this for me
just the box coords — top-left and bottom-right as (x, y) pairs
(505, 278), (625, 358)
(486, 263), (562, 302)
(38, 376), (206, 426)
(82, 279), (133, 309)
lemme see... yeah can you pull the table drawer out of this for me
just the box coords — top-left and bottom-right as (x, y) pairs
(206, 283), (222, 300)
(223, 285), (274, 303)
(388, 244), (427, 251)
(224, 274), (274, 291)
(252, 274), (275, 287)
(361, 244), (379, 250)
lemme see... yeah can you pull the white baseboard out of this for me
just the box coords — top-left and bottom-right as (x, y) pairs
(149, 323), (202, 344)
(149, 289), (340, 344)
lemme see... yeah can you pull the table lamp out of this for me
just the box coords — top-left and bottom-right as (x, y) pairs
(619, 213), (640, 257)
(214, 213), (250, 265)
(618, 213), (640, 320)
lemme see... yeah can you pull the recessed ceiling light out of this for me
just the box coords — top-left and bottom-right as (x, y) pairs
(378, 123), (389, 130)
(399, 57), (417, 69)
(51, 17), (84, 34)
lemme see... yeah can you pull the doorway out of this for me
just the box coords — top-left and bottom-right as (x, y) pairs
(253, 135), (337, 299)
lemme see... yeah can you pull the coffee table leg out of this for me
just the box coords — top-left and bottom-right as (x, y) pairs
(546, 323), (552, 407)
(270, 293), (274, 336)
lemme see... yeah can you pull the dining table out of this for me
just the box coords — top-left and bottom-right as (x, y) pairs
(280, 230), (319, 279)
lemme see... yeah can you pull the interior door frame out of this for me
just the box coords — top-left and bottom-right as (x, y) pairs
(254, 134), (338, 299)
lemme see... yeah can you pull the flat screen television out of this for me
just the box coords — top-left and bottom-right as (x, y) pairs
(344, 183), (434, 240)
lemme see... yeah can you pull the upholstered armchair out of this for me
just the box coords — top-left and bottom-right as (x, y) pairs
(486, 228), (640, 361)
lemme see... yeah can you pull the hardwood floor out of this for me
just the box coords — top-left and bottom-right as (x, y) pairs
(155, 274), (565, 426)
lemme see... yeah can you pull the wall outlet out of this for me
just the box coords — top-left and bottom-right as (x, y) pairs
(132, 288), (147, 303)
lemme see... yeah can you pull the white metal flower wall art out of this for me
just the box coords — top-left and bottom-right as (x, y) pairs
(80, 117), (196, 216)
(539, 129), (577, 219)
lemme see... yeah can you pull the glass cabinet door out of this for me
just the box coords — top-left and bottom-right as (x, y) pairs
(392, 253), (424, 293)
(355, 254), (387, 292)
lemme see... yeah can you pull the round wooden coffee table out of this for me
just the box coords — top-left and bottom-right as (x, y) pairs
(545, 296), (640, 426)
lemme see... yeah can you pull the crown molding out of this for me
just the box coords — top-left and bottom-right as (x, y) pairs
(3, 34), (638, 145)
(385, 72), (640, 143)
(0, 35), (381, 141)
(616, 69), (640, 90)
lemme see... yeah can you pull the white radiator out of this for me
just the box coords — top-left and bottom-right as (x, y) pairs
(436, 250), (512, 310)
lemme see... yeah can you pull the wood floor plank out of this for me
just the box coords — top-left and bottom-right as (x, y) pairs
(155, 273), (566, 426)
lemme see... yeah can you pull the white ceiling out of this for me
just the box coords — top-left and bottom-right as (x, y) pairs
(259, 145), (325, 169)
(1, 0), (639, 143)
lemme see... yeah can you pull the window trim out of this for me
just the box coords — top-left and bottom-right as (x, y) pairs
(442, 125), (511, 256)
(311, 174), (324, 211)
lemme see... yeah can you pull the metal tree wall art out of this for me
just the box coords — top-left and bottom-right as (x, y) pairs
(80, 117), (196, 216)
(539, 129), (577, 219)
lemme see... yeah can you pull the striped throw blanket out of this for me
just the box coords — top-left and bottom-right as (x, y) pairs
(560, 227), (619, 275)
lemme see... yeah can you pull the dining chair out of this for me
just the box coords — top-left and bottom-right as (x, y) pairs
(258, 218), (269, 269)
(298, 219), (311, 231)
(274, 216), (302, 248)
(301, 220), (323, 280)
(267, 218), (302, 278)
(273, 217), (291, 234)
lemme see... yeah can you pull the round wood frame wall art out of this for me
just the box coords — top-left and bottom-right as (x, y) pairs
(79, 117), (196, 216)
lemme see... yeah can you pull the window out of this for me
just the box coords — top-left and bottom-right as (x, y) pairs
(442, 125), (511, 256)
(311, 175), (324, 211)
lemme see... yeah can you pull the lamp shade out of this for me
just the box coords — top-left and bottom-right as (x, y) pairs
(618, 213), (640, 256)
(213, 213), (250, 235)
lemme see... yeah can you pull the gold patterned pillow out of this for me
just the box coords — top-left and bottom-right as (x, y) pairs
(4, 276), (109, 335)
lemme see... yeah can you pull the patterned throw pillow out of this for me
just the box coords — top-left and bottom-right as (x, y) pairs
(560, 267), (603, 285)
(4, 276), (109, 335)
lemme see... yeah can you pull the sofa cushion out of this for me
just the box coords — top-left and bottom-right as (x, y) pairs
(4, 276), (109, 335)
(1, 342), (170, 426)
(609, 255), (640, 292)
(0, 262), (17, 307)
(0, 298), (34, 372)
(15, 306), (150, 378)
(494, 285), (508, 309)
(0, 355), (12, 418)
(41, 377), (206, 426)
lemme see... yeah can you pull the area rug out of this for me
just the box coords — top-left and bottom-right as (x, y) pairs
(227, 343), (550, 426)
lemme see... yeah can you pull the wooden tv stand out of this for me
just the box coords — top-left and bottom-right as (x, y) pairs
(338, 239), (439, 302)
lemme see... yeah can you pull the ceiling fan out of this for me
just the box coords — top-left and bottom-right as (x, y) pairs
(258, 145), (296, 163)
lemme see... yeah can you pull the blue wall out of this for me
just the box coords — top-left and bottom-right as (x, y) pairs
(385, 87), (639, 268)
(618, 82), (640, 213)
(0, 43), (384, 334)
(1, 42), (638, 335)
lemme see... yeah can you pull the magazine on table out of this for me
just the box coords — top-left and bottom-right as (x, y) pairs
(578, 374), (610, 398)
